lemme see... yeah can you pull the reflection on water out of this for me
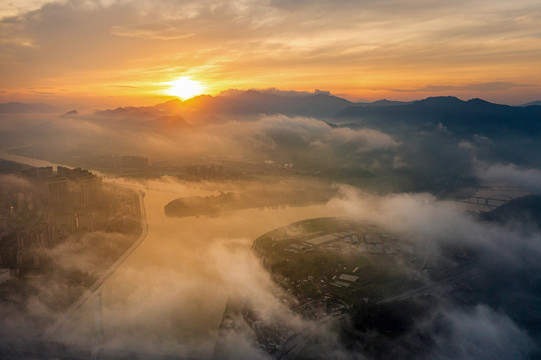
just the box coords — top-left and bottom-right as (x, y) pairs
(0, 152), (70, 170)
(0, 153), (334, 357)
(51, 177), (330, 358)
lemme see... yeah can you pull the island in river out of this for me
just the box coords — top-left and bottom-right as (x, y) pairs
(164, 186), (333, 218)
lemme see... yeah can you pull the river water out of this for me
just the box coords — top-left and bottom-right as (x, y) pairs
(0, 153), (332, 358)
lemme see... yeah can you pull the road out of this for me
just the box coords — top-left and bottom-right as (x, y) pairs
(1, 151), (334, 359)
(42, 190), (149, 340)
(0, 151), (151, 340)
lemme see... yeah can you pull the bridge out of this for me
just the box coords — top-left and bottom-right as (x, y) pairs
(460, 184), (531, 211)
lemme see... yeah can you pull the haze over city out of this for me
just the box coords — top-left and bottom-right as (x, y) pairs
(1, 1), (541, 359)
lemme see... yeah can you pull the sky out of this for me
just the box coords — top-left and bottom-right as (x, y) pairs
(0, 0), (540, 106)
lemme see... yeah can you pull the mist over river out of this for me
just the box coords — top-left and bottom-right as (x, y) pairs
(0, 153), (333, 358)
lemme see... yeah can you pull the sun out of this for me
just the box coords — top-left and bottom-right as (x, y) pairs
(167, 77), (205, 100)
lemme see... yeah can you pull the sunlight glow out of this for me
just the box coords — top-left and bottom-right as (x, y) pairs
(167, 77), (205, 100)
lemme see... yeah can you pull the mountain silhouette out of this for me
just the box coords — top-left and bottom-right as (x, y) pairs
(520, 100), (541, 107)
(336, 96), (541, 137)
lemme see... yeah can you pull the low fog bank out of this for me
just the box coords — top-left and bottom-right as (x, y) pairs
(3, 99), (541, 197)
(215, 187), (541, 359)
(324, 186), (541, 359)
(119, 178), (541, 359)
(476, 162), (541, 193)
(2, 97), (541, 358)
(0, 106), (513, 196)
(1, 169), (541, 358)
(0, 173), (142, 348)
(22, 177), (331, 359)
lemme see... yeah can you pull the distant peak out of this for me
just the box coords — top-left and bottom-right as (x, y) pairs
(243, 90), (262, 95)
(239, 90), (265, 97)
(415, 96), (463, 105)
(183, 94), (214, 104)
(236, 90), (278, 99)
(357, 99), (409, 107)
(519, 100), (541, 107)
(164, 98), (182, 105)
(311, 92), (333, 98)
(425, 96), (461, 101)
(194, 94), (213, 100)
(467, 98), (490, 104)
(314, 89), (332, 96)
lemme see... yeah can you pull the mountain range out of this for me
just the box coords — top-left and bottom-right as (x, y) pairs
(336, 96), (541, 137)
(2, 92), (540, 139)
(89, 91), (541, 139)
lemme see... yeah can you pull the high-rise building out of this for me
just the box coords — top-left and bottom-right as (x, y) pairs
(47, 176), (68, 210)
(79, 176), (102, 208)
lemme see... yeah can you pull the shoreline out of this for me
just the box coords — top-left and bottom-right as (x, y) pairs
(0, 152), (149, 341)
(42, 188), (148, 340)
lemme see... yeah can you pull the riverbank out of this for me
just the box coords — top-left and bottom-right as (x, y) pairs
(0, 153), (149, 343)
(42, 189), (148, 340)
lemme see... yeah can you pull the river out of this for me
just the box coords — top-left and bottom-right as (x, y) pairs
(0, 153), (332, 359)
